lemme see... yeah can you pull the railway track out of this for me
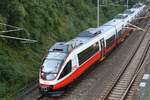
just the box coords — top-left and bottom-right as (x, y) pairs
(100, 18), (150, 100)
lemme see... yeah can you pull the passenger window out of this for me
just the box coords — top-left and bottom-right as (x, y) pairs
(78, 42), (99, 65)
(106, 35), (115, 47)
(118, 30), (122, 37)
(59, 60), (72, 79)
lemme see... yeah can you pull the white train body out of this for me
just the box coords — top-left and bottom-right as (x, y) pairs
(39, 3), (146, 93)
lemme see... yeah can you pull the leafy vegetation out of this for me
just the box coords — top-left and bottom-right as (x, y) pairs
(0, 0), (147, 99)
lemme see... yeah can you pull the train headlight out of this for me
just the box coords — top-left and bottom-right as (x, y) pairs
(41, 72), (46, 80)
(41, 72), (44, 76)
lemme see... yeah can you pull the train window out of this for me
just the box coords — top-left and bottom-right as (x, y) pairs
(78, 42), (99, 65)
(106, 35), (115, 47)
(58, 60), (72, 79)
(118, 30), (122, 36)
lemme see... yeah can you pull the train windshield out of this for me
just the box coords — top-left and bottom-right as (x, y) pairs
(41, 52), (67, 80)
(42, 60), (61, 73)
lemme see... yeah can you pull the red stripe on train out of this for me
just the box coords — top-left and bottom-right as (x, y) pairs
(53, 51), (101, 90)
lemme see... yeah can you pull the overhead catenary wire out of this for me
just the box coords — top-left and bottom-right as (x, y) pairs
(0, 23), (38, 43)
(134, 16), (150, 20)
(123, 27), (145, 32)
(0, 23), (23, 29)
(0, 34), (37, 43)
(0, 29), (24, 34)
(127, 23), (146, 32)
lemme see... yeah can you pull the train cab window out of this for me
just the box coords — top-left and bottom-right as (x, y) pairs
(78, 42), (99, 65)
(58, 60), (72, 79)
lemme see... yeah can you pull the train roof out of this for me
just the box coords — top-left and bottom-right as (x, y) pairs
(78, 28), (101, 37)
(114, 14), (128, 19)
(65, 28), (102, 48)
(49, 42), (73, 53)
(97, 25), (114, 34)
(105, 19), (123, 26)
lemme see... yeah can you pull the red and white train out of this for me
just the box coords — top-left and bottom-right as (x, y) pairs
(39, 3), (146, 94)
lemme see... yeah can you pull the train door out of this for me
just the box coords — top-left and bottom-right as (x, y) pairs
(100, 38), (105, 60)
(114, 26), (118, 45)
(72, 55), (79, 71)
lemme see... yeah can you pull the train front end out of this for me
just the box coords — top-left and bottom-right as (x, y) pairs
(39, 42), (70, 95)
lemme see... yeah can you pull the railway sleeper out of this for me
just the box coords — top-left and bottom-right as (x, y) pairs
(126, 92), (136, 100)
(115, 84), (128, 88)
(118, 79), (130, 82)
(120, 78), (131, 82)
(109, 94), (122, 98)
(116, 82), (129, 85)
(126, 97), (134, 100)
(108, 96), (121, 100)
(122, 75), (132, 79)
(120, 76), (132, 79)
(122, 74), (132, 78)
(113, 87), (126, 91)
(110, 91), (123, 95)
(124, 72), (135, 76)
(123, 72), (133, 75)
(111, 88), (126, 93)
(119, 80), (131, 83)
(111, 90), (124, 95)
(117, 81), (129, 85)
